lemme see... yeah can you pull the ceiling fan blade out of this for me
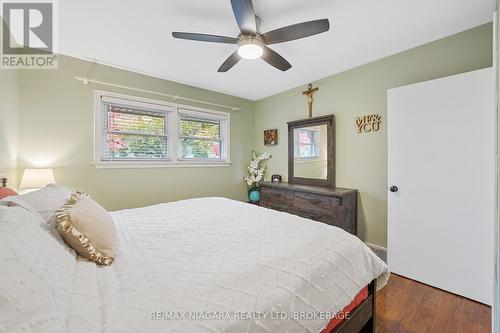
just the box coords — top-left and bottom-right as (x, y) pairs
(262, 19), (330, 45)
(230, 0), (257, 35)
(262, 47), (292, 71)
(172, 32), (238, 44)
(218, 51), (241, 72)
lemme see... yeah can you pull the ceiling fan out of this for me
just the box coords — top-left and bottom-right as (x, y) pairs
(172, 0), (330, 72)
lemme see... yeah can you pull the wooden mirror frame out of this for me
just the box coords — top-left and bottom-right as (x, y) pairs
(288, 114), (335, 187)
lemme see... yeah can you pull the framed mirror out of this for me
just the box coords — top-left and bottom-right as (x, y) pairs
(287, 114), (335, 187)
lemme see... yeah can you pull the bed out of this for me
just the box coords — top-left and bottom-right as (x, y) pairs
(0, 186), (389, 333)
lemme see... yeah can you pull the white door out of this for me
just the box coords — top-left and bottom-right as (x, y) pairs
(387, 68), (495, 305)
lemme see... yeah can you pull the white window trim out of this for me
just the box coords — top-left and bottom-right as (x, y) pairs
(93, 90), (231, 168)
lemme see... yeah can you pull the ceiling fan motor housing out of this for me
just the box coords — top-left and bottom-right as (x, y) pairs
(237, 34), (264, 48)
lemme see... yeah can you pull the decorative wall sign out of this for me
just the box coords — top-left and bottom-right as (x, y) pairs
(264, 129), (278, 145)
(355, 114), (381, 133)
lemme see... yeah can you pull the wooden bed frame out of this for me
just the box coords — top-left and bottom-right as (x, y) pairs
(328, 279), (377, 333)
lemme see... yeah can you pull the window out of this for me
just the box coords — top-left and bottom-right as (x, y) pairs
(178, 110), (226, 160)
(95, 91), (230, 167)
(294, 128), (320, 159)
(103, 105), (168, 160)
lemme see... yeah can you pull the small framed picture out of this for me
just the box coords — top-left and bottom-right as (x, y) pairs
(264, 129), (278, 145)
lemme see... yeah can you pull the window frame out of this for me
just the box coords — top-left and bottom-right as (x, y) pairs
(94, 90), (231, 168)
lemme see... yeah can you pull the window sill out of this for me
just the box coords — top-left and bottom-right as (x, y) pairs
(91, 160), (232, 169)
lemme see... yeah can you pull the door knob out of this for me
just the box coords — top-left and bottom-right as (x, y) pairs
(390, 186), (398, 193)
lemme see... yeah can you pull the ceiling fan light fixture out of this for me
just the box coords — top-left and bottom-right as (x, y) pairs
(238, 43), (263, 59)
(237, 36), (264, 59)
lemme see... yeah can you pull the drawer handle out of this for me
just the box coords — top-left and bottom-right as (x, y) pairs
(271, 192), (282, 197)
(309, 199), (322, 205)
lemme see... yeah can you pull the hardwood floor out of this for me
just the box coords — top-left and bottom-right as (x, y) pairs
(376, 274), (491, 333)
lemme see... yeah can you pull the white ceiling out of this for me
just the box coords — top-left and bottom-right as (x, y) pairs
(59, 0), (495, 101)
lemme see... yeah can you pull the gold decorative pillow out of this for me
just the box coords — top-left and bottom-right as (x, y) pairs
(56, 191), (116, 265)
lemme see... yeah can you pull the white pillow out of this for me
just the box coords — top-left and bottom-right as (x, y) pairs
(0, 205), (76, 332)
(16, 184), (71, 223)
(1, 185), (77, 257)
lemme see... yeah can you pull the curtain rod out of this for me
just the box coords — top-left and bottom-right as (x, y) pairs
(74, 76), (240, 111)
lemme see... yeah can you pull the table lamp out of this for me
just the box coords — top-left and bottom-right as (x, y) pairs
(19, 168), (55, 191)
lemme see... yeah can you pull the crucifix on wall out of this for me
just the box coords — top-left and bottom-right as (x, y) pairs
(302, 84), (319, 118)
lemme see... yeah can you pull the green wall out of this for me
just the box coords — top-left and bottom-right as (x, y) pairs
(0, 68), (18, 185)
(0, 23), (19, 185)
(253, 23), (493, 247)
(16, 55), (255, 210)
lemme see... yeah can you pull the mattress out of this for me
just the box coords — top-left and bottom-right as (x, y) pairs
(67, 197), (389, 333)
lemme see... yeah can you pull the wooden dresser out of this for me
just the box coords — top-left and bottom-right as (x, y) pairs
(260, 182), (358, 235)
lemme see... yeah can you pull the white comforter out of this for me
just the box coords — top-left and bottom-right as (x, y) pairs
(68, 197), (389, 333)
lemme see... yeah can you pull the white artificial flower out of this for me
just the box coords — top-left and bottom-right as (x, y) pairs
(243, 151), (272, 188)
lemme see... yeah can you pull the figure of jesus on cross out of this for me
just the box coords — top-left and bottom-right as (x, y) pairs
(302, 84), (319, 118)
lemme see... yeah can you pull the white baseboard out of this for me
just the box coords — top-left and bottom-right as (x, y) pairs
(365, 242), (387, 263)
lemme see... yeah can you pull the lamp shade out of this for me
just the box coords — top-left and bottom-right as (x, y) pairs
(19, 168), (55, 190)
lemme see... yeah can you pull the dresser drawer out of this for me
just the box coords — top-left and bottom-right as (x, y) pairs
(260, 187), (291, 211)
(292, 192), (339, 217)
(292, 192), (339, 225)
